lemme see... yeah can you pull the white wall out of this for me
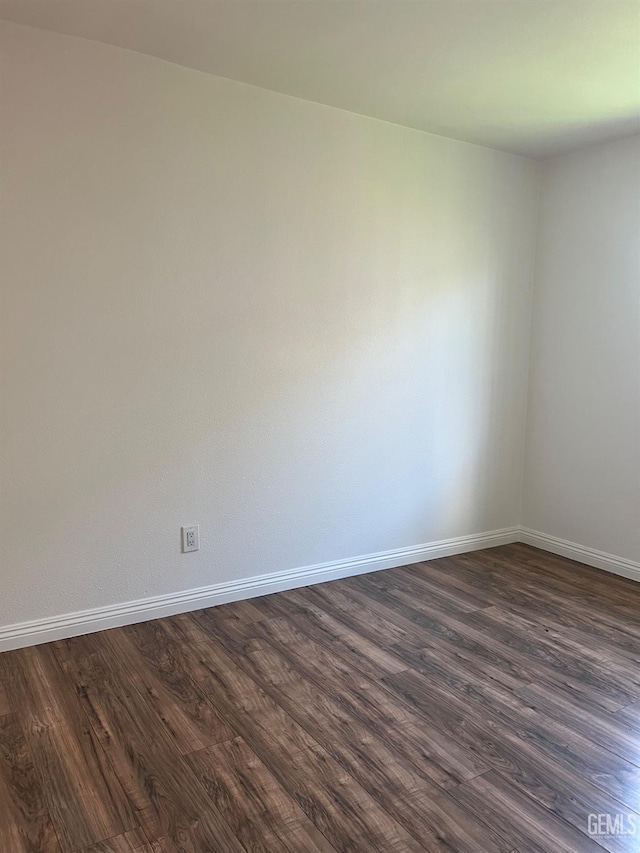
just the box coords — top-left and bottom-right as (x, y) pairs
(0, 22), (539, 630)
(523, 136), (640, 563)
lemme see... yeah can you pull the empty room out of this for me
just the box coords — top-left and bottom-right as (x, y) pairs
(1, 1), (639, 851)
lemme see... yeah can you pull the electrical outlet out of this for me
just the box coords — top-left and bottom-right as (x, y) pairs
(182, 524), (199, 553)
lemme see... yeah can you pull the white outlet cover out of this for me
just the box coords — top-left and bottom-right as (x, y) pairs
(182, 524), (199, 553)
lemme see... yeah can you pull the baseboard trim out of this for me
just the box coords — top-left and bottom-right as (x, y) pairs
(0, 526), (520, 652)
(3, 525), (637, 653)
(519, 527), (640, 583)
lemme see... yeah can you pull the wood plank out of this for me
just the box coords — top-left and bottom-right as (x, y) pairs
(0, 681), (10, 717)
(0, 644), (137, 852)
(358, 565), (490, 617)
(245, 616), (372, 690)
(79, 829), (148, 852)
(52, 633), (246, 852)
(158, 614), (317, 756)
(613, 700), (640, 733)
(245, 620), (487, 785)
(378, 670), (640, 848)
(189, 606), (269, 657)
(480, 547), (640, 625)
(146, 840), (180, 853)
(163, 631), (429, 853)
(516, 682), (640, 765)
(0, 770), (29, 853)
(246, 639), (485, 791)
(301, 581), (419, 646)
(467, 606), (640, 700)
(216, 598), (267, 624)
(391, 561), (495, 610)
(506, 543), (640, 603)
(250, 588), (408, 678)
(167, 617), (495, 850)
(394, 627), (635, 717)
(457, 575), (640, 668)
(360, 577), (612, 676)
(355, 581), (638, 713)
(1, 543), (639, 851)
(186, 736), (337, 853)
(450, 770), (607, 853)
(252, 740), (427, 853)
(240, 643), (506, 852)
(382, 668), (640, 814)
(112, 620), (234, 753)
(420, 548), (640, 631)
(248, 616), (416, 725)
(309, 592), (640, 810)
(451, 551), (640, 685)
(0, 714), (60, 853)
(413, 554), (507, 598)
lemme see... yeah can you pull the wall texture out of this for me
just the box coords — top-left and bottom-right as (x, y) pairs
(0, 22), (539, 629)
(523, 136), (640, 563)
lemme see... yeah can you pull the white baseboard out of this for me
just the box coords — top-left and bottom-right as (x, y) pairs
(0, 526), (520, 652)
(4, 525), (635, 652)
(519, 527), (640, 583)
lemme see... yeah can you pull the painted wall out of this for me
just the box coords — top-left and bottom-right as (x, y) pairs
(523, 136), (640, 563)
(0, 22), (538, 628)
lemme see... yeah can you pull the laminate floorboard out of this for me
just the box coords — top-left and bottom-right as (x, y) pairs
(0, 685), (9, 718)
(0, 644), (137, 851)
(78, 829), (148, 852)
(0, 714), (60, 853)
(0, 543), (639, 852)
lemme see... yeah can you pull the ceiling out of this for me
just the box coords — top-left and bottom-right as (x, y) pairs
(1, 0), (639, 158)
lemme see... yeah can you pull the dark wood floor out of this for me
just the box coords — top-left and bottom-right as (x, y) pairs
(1, 543), (640, 852)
